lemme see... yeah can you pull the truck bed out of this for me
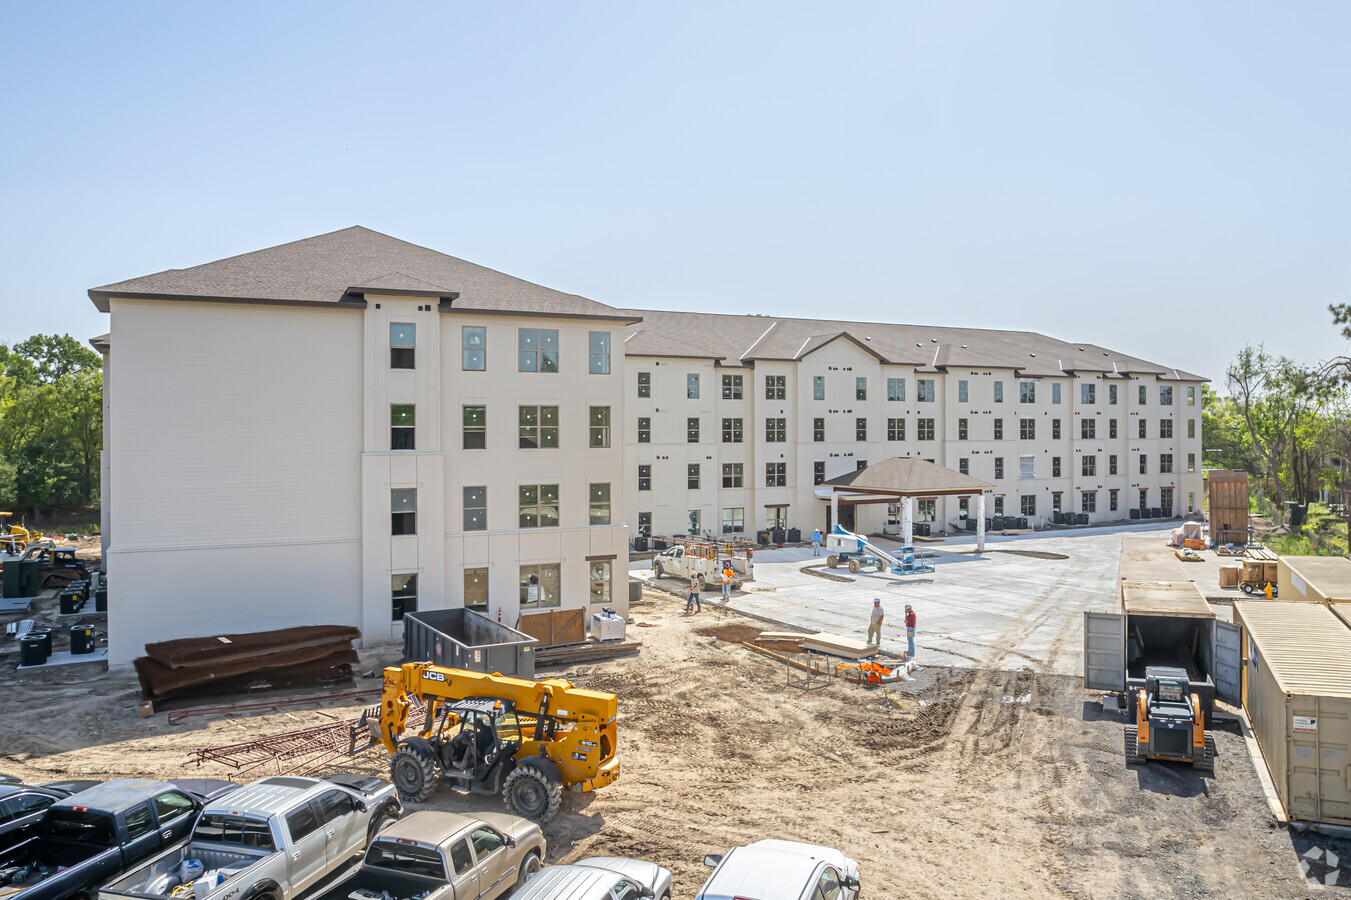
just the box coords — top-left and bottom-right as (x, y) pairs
(313, 867), (448, 900)
(99, 842), (273, 899)
(0, 838), (109, 892)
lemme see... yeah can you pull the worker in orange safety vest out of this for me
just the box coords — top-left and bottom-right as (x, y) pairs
(721, 563), (734, 602)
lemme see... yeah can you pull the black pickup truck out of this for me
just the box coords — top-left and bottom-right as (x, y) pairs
(0, 779), (235, 900)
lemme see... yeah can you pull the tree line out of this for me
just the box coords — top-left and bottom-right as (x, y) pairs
(0, 335), (103, 518)
(1203, 306), (1351, 521)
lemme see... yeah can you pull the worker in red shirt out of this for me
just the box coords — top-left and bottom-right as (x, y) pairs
(905, 604), (917, 660)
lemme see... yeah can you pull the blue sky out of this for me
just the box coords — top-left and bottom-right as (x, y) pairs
(2, 2), (1347, 387)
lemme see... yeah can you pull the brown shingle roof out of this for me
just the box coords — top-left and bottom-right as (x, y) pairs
(89, 227), (639, 322)
(824, 457), (995, 497)
(622, 308), (1205, 381)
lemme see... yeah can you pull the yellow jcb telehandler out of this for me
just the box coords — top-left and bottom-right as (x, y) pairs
(350, 663), (619, 823)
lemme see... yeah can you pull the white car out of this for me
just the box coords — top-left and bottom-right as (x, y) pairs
(512, 857), (672, 900)
(696, 839), (861, 900)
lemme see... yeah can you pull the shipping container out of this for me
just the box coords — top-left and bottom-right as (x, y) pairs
(402, 608), (538, 678)
(1206, 469), (1249, 546)
(1232, 601), (1351, 827)
(1084, 580), (1241, 722)
(1277, 556), (1351, 605)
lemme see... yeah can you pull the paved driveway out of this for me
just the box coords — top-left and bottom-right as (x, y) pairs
(632, 523), (1176, 676)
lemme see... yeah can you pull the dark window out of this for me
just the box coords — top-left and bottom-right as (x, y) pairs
(887, 418), (905, 441)
(722, 463), (743, 488)
(589, 484), (611, 525)
(463, 406), (486, 450)
(518, 328), (559, 373)
(589, 406), (611, 448)
(766, 418), (786, 442)
(463, 486), (487, 531)
(994, 457), (1004, 479)
(813, 461), (825, 485)
(392, 574), (417, 621)
(917, 379), (935, 402)
(367, 841), (449, 880)
(316, 791), (356, 823)
(470, 827), (505, 859)
(1109, 418), (1117, 439)
(688, 464), (700, 489)
(518, 485), (560, 528)
(7, 793), (54, 818)
(286, 804), (320, 842)
(959, 458), (969, 475)
(687, 373), (700, 399)
(723, 374), (743, 399)
(152, 792), (195, 825)
(887, 378), (905, 401)
(191, 814), (274, 849)
(687, 417), (700, 443)
(1020, 418), (1035, 440)
(1052, 419), (1061, 440)
(390, 323), (415, 369)
(1021, 495), (1037, 516)
(391, 404), (415, 450)
(638, 465), (651, 492)
(722, 418), (743, 443)
(993, 381), (1004, 403)
(637, 417), (650, 443)
(588, 331), (610, 374)
(1139, 488), (1149, 509)
(637, 371), (650, 398)
(1139, 418), (1147, 439)
(855, 418), (867, 441)
(1109, 385), (1118, 405)
(1110, 489), (1119, 511)
(462, 326), (485, 371)
(958, 418), (968, 441)
(1160, 419), (1173, 439)
(1081, 383), (1095, 404)
(1160, 386), (1173, 406)
(1139, 454), (1148, 475)
(391, 489), (416, 535)
(519, 406), (559, 449)
(767, 375), (786, 400)
(127, 804), (157, 840)
(1082, 455), (1096, 476)
(1160, 453), (1173, 474)
(813, 418), (824, 442)
(464, 568), (488, 610)
(449, 839), (474, 875)
(1109, 455), (1118, 475)
(1020, 382), (1035, 403)
(636, 512), (652, 537)
(1081, 419), (1095, 439)
(765, 463), (786, 487)
(855, 377), (867, 401)
(994, 418), (1003, 440)
(1052, 457), (1061, 477)
(1082, 492), (1096, 513)
(918, 418), (934, 441)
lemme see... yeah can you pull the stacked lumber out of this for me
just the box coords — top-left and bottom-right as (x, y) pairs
(134, 625), (360, 701)
(755, 630), (879, 660)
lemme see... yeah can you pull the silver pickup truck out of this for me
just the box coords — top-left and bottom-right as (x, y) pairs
(97, 775), (399, 900)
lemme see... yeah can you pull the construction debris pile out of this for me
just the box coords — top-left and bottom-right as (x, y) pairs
(134, 625), (361, 701)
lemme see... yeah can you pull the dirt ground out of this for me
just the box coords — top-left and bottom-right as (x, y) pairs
(0, 589), (1347, 898)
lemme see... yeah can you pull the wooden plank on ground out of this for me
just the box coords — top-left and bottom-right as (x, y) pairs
(799, 633), (879, 659)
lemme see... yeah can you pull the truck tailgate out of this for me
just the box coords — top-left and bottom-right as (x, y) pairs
(99, 843), (276, 900)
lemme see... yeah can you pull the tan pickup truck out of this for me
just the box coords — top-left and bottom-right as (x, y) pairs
(316, 810), (546, 900)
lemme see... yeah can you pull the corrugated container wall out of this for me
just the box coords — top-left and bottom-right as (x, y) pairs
(1278, 556), (1351, 606)
(1232, 601), (1351, 827)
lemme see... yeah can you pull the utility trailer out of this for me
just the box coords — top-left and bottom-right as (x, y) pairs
(1084, 580), (1241, 723)
(823, 526), (933, 576)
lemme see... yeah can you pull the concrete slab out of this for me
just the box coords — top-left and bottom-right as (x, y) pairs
(633, 524), (1179, 677)
(1119, 535), (1247, 602)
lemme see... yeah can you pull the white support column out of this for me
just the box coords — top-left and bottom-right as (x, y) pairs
(976, 493), (986, 553)
(831, 491), (839, 533)
(902, 496), (914, 547)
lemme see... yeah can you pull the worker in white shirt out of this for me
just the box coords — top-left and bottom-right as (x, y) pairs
(867, 598), (884, 646)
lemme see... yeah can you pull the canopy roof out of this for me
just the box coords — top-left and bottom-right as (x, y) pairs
(823, 457), (994, 498)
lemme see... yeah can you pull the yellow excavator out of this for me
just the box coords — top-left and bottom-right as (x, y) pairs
(0, 513), (40, 556)
(350, 663), (619, 823)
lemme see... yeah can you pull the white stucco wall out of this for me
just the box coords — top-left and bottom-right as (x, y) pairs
(104, 298), (364, 665)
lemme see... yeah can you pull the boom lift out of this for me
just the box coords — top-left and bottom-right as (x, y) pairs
(1124, 666), (1215, 774)
(350, 663), (619, 823)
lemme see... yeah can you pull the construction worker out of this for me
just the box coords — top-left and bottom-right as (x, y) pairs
(867, 599), (884, 646)
(905, 604), (917, 659)
(686, 572), (702, 614)
(812, 528), (822, 557)
(721, 563), (734, 602)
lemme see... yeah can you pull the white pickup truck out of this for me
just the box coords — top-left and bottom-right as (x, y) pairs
(651, 546), (752, 591)
(97, 775), (400, 900)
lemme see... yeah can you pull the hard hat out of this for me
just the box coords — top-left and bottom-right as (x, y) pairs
(905, 604), (913, 610)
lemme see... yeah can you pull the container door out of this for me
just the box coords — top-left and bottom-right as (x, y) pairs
(1083, 612), (1125, 691)
(1212, 620), (1241, 705)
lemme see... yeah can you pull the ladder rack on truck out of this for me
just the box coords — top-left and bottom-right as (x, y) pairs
(823, 526), (933, 576)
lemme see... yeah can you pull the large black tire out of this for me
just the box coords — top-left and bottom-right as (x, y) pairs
(826, 555), (839, 569)
(1241, 583), (1254, 595)
(239, 880), (281, 900)
(390, 744), (439, 803)
(1124, 725), (1143, 766)
(516, 850), (542, 887)
(503, 765), (562, 823)
(847, 559), (861, 574)
(653, 562), (663, 579)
